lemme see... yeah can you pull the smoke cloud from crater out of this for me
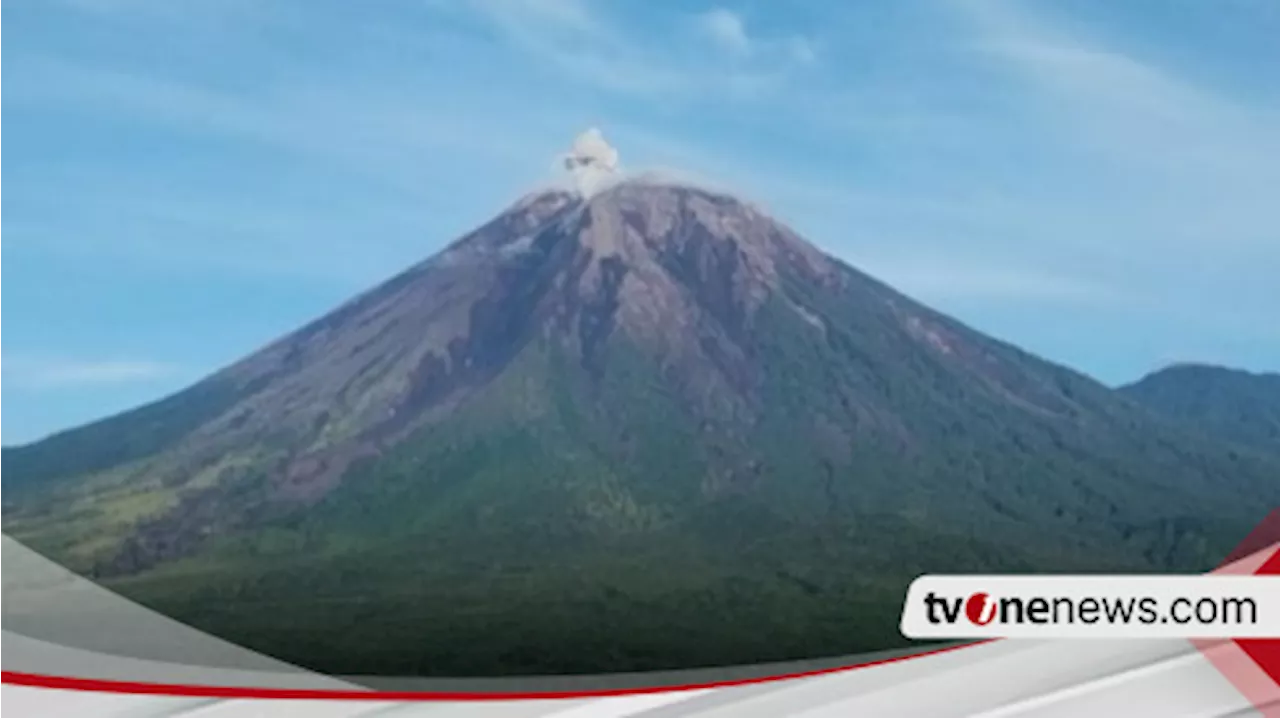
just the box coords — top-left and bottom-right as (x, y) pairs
(561, 127), (621, 197)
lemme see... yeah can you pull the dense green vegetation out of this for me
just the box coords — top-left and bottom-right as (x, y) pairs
(104, 522), (1013, 675)
(65, 335), (1271, 677)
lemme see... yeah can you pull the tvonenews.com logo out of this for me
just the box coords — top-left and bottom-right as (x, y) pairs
(923, 591), (1256, 627)
(899, 576), (1280, 639)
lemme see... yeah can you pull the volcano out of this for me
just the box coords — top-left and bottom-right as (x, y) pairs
(5, 132), (1277, 676)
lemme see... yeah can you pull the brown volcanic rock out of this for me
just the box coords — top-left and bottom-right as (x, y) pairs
(191, 179), (846, 494)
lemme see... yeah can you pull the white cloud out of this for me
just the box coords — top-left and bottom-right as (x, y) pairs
(562, 127), (622, 196)
(698, 8), (751, 56)
(2, 356), (181, 389)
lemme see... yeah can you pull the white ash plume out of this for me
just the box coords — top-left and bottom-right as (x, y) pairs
(561, 127), (621, 197)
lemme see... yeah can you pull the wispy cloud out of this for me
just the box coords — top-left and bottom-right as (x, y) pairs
(3, 356), (181, 389)
(953, 0), (1280, 251)
(695, 7), (819, 66)
(2, 53), (587, 283)
(448, 0), (816, 99)
(697, 8), (751, 56)
(6, 55), (550, 197)
(454, 0), (693, 95)
(850, 255), (1122, 305)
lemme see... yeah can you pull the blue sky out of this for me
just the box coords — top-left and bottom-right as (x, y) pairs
(3, 0), (1278, 445)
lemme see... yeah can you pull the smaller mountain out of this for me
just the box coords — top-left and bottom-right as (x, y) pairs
(1120, 364), (1280, 453)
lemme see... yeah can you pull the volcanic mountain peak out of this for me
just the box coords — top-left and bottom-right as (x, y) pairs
(575, 179), (835, 292)
(73, 174), (836, 506)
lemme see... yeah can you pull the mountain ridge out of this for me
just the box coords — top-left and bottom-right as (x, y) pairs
(1120, 363), (1280, 454)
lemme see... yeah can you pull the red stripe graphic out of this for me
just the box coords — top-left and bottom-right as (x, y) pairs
(1234, 546), (1280, 687)
(1195, 508), (1280, 717)
(1220, 509), (1280, 568)
(0, 641), (984, 701)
